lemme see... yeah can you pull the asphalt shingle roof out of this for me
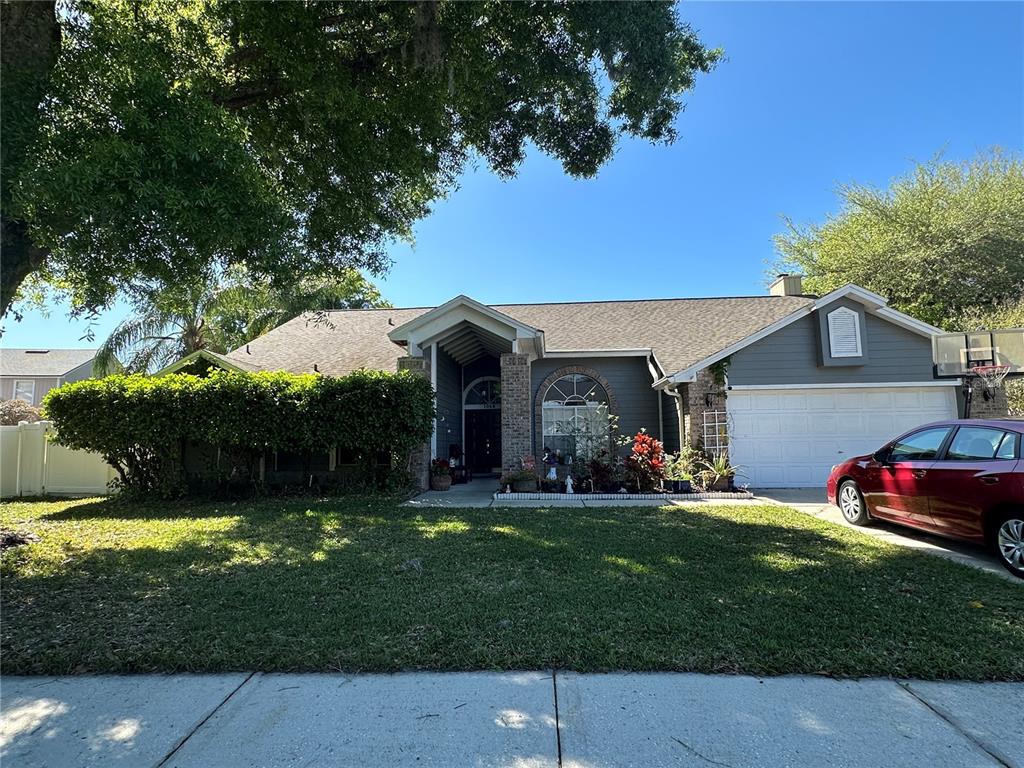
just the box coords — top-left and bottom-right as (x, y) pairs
(224, 295), (813, 378)
(0, 348), (98, 377)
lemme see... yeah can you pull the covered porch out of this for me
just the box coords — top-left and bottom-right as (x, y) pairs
(389, 296), (544, 486)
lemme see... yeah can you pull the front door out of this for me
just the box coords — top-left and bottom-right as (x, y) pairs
(466, 409), (501, 474)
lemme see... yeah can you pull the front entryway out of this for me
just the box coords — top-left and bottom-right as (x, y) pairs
(466, 410), (501, 474)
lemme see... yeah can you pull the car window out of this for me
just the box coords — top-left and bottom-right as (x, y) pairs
(996, 432), (1019, 460)
(888, 427), (951, 462)
(946, 427), (1015, 461)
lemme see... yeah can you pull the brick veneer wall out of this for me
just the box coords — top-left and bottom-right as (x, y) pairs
(398, 356), (431, 489)
(684, 367), (727, 451)
(500, 353), (532, 469)
(965, 379), (1010, 419)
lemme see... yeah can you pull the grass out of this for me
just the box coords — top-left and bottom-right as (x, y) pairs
(1, 496), (1022, 680)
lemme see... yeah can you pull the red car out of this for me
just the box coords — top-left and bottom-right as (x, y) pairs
(827, 419), (1024, 578)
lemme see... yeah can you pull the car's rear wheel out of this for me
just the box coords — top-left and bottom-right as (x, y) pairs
(837, 480), (870, 526)
(993, 513), (1024, 579)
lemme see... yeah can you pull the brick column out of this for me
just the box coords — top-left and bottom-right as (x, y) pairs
(500, 353), (531, 469)
(685, 368), (727, 451)
(966, 380), (1010, 419)
(398, 356), (431, 490)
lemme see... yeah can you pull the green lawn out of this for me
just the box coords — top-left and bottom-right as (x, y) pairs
(1, 497), (1022, 680)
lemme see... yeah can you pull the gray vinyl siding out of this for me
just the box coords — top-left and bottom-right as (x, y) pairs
(530, 356), (665, 454)
(727, 310), (935, 386)
(661, 390), (681, 453)
(433, 347), (462, 460)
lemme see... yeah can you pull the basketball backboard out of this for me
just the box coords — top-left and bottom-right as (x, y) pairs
(933, 329), (1024, 378)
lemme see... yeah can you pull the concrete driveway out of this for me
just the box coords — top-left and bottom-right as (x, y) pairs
(3, 672), (1022, 767)
(753, 488), (1014, 581)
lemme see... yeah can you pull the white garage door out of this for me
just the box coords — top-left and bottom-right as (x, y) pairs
(728, 386), (958, 488)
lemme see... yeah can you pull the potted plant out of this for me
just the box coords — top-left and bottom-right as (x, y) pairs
(430, 458), (452, 491)
(698, 453), (740, 492)
(501, 469), (538, 493)
(664, 446), (699, 492)
(500, 455), (538, 493)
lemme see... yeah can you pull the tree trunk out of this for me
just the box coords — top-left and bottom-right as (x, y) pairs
(1, 217), (48, 317)
(1, 0), (60, 318)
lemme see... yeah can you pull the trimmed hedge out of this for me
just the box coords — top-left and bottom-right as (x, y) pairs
(42, 370), (434, 497)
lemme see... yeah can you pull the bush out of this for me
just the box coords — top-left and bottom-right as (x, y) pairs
(42, 370), (435, 498)
(624, 429), (666, 493)
(0, 399), (42, 426)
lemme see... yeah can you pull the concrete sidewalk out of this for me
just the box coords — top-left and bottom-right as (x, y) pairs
(2, 673), (1021, 767)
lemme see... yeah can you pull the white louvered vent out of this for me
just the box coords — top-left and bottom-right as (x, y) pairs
(827, 307), (862, 357)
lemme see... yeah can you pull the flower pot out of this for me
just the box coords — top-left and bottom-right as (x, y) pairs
(672, 479), (692, 493)
(430, 475), (452, 491)
(709, 477), (731, 492)
(512, 479), (536, 493)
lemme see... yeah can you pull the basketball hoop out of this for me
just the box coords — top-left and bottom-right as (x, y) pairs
(970, 364), (1011, 393)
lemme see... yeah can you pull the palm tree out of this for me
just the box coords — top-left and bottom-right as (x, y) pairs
(95, 269), (390, 374)
(94, 285), (225, 374)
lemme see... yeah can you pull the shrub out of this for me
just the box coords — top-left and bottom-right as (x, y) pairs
(0, 399), (42, 426)
(624, 429), (666, 493)
(42, 370), (435, 498)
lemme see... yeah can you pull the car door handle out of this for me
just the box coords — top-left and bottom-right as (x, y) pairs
(912, 469), (927, 479)
(979, 476), (999, 485)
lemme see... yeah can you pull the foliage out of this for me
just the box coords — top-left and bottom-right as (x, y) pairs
(96, 267), (390, 373)
(430, 458), (451, 478)
(697, 453), (741, 490)
(0, 399), (42, 426)
(499, 468), (539, 486)
(585, 450), (618, 493)
(95, 283), (225, 374)
(208, 266), (390, 352)
(624, 429), (666, 492)
(958, 295), (1024, 416)
(664, 444), (702, 481)
(773, 150), (1024, 328)
(41, 369), (434, 497)
(2, 0), (720, 317)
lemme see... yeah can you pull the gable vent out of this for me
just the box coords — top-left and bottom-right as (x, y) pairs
(827, 307), (862, 357)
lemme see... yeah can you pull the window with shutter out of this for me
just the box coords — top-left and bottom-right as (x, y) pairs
(827, 307), (862, 357)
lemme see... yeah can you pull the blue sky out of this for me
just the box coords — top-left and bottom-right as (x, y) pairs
(3, 1), (1022, 349)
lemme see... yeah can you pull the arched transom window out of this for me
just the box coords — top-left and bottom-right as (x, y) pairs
(542, 374), (611, 461)
(464, 377), (501, 409)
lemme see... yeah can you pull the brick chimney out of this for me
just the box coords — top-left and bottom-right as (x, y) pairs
(769, 273), (803, 297)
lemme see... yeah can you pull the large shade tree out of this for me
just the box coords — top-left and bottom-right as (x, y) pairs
(1, 0), (719, 318)
(772, 150), (1024, 329)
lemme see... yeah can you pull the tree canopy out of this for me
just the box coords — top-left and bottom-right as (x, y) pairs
(1, 0), (719, 317)
(95, 268), (388, 373)
(773, 150), (1024, 329)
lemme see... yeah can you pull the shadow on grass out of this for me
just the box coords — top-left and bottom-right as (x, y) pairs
(4, 499), (1023, 679)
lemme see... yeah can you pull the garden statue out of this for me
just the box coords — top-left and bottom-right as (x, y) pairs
(565, 475), (574, 494)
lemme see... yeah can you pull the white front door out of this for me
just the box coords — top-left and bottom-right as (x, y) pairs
(728, 386), (958, 488)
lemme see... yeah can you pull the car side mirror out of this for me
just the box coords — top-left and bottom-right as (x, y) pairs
(873, 449), (891, 465)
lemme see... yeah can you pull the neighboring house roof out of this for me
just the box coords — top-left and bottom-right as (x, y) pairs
(224, 295), (815, 378)
(155, 349), (263, 376)
(0, 348), (98, 377)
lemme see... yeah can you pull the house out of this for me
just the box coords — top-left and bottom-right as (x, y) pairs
(208, 276), (1004, 488)
(0, 349), (105, 406)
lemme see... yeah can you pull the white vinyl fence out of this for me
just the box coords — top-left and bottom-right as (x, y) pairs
(0, 421), (116, 499)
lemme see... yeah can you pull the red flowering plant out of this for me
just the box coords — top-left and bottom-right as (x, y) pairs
(430, 458), (451, 477)
(624, 429), (666, 492)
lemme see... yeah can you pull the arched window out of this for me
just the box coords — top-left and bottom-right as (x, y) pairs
(464, 377), (501, 409)
(541, 374), (611, 462)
